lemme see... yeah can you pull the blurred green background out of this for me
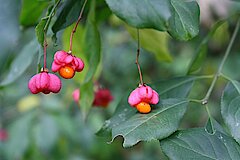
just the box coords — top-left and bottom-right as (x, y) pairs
(1, 0), (240, 159)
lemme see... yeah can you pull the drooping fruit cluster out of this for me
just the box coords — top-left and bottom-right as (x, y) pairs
(128, 84), (159, 113)
(28, 70), (61, 94)
(28, 0), (87, 95)
(52, 50), (84, 79)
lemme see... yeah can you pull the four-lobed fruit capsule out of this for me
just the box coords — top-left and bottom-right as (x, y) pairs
(128, 84), (159, 114)
(28, 70), (61, 94)
(52, 50), (84, 79)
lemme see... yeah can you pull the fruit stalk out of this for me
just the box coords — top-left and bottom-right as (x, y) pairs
(69, 0), (88, 53)
(43, 32), (47, 70)
(136, 29), (144, 85)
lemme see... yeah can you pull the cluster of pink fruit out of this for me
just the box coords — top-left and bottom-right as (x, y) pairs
(28, 50), (159, 112)
(28, 50), (84, 94)
(28, 50), (114, 108)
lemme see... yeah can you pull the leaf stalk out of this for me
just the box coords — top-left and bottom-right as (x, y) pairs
(69, 0), (88, 53)
(202, 18), (240, 104)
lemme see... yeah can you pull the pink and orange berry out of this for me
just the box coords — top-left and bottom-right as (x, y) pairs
(128, 84), (159, 113)
(52, 50), (84, 79)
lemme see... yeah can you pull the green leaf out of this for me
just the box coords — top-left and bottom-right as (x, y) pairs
(83, 0), (101, 83)
(221, 80), (240, 144)
(52, 0), (84, 33)
(205, 118), (216, 135)
(35, 18), (47, 46)
(112, 99), (188, 147)
(205, 118), (227, 135)
(96, 96), (136, 138)
(35, 2), (60, 46)
(80, 81), (94, 120)
(187, 45), (207, 74)
(187, 20), (227, 74)
(20, 0), (50, 26)
(0, 39), (38, 86)
(126, 26), (172, 62)
(161, 127), (240, 160)
(33, 114), (59, 151)
(105, 0), (200, 40)
(152, 76), (206, 99)
(53, 114), (76, 138)
(6, 113), (34, 159)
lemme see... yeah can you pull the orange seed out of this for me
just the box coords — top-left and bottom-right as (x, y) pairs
(136, 102), (151, 114)
(59, 66), (75, 79)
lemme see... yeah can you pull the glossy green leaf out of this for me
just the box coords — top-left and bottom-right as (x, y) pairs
(187, 20), (227, 74)
(126, 26), (172, 62)
(83, 0), (101, 82)
(52, 0), (84, 33)
(33, 114), (59, 151)
(0, 39), (38, 86)
(105, 0), (200, 40)
(161, 127), (240, 160)
(20, 0), (50, 26)
(221, 80), (240, 144)
(112, 99), (188, 147)
(96, 96), (136, 138)
(5, 113), (34, 159)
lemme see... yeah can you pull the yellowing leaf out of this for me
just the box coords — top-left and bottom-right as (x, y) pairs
(17, 95), (40, 112)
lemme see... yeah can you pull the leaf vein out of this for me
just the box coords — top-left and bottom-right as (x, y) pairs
(168, 139), (217, 160)
(123, 101), (187, 137)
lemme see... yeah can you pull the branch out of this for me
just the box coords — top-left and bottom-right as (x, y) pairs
(202, 18), (240, 104)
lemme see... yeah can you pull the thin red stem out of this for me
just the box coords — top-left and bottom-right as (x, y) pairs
(69, 0), (88, 54)
(136, 29), (144, 85)
(41, 0), (61, 72)
(43, 33), (48, 71)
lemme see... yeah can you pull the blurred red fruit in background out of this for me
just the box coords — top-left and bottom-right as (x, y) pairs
(0, 129), (8, 141)
(93, 88), (113, 107)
